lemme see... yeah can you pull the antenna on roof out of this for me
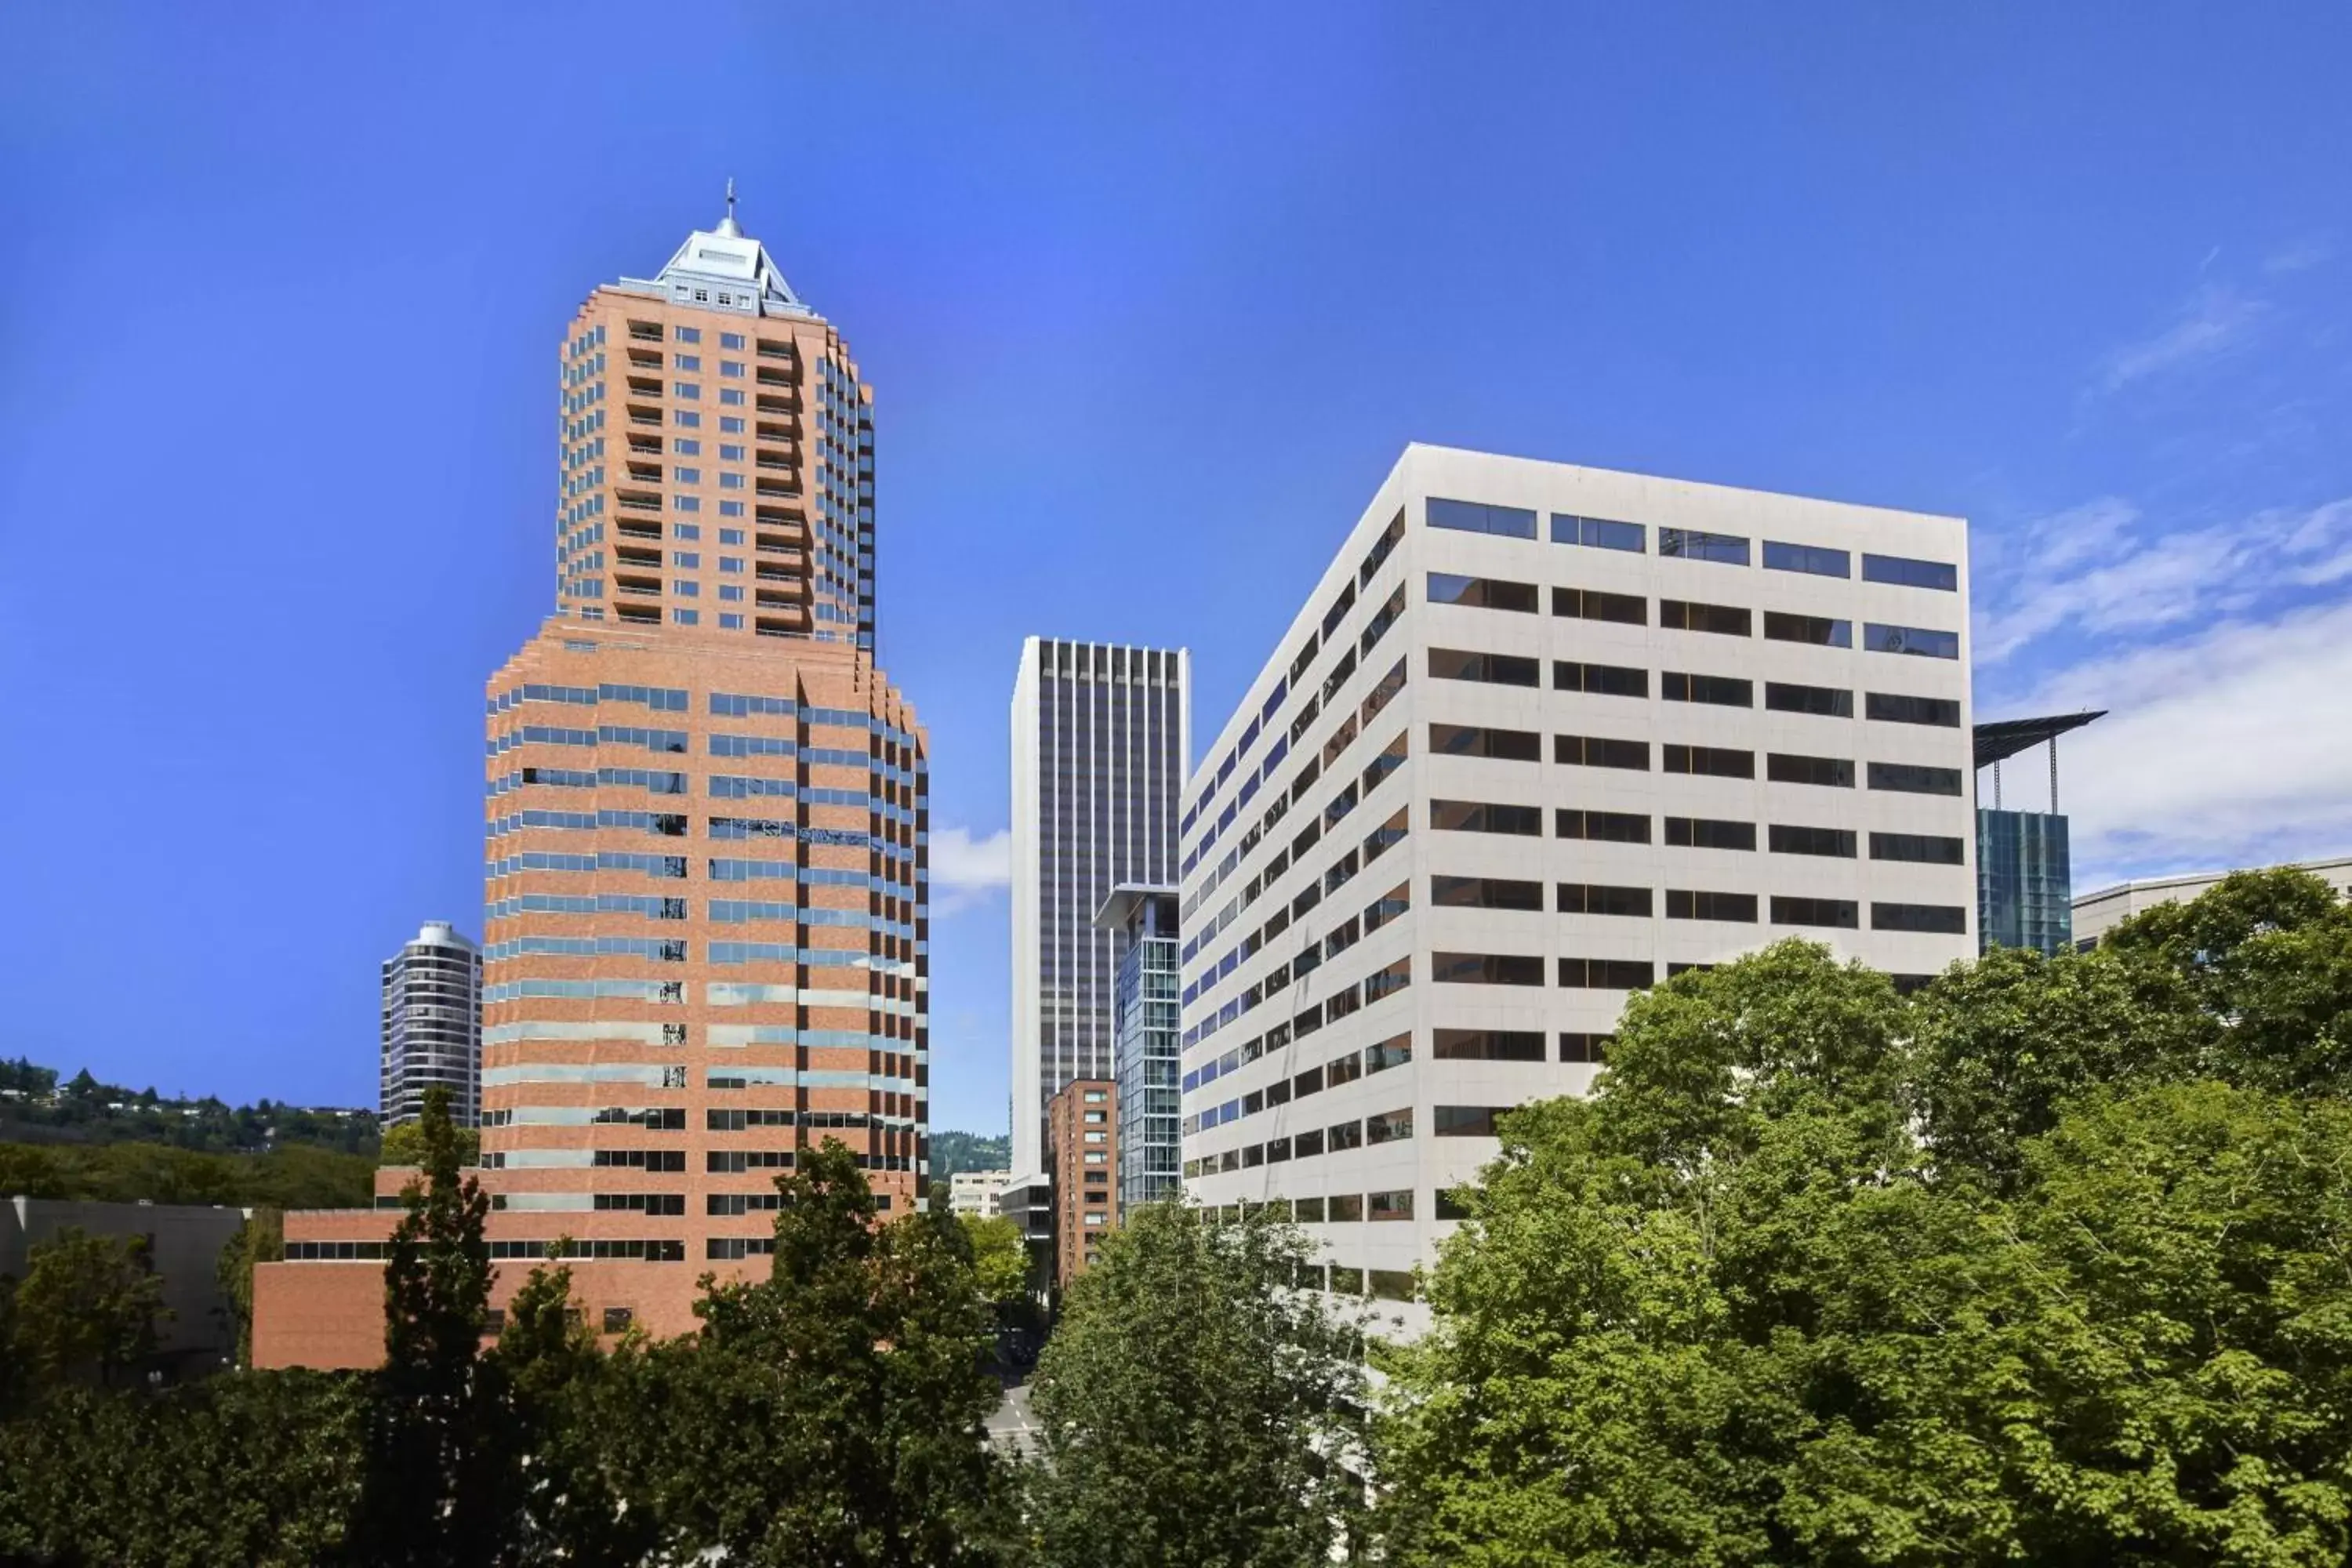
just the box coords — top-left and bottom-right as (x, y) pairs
(716, 177), (742, 238)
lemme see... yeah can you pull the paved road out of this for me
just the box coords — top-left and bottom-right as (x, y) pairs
(986, 1379), (1041, 1456)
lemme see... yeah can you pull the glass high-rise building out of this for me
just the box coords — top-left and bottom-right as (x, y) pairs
(1976, 809), (2073, 956)
(1008, 640), (1188, 1176)
(380, 921), (482, 1127)
(1098, 884), (1181, 1212)
(1970, 711), (2103, 958)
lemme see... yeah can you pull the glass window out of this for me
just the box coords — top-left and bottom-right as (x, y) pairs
(1863, 623), (1961, 659)
(1866, 760), (1964, 796)
(1766, 682), (1853, 717)
(1664, 889), (1759, 922)
(1427, 496), (1537, 539)
(1550, 514), (1646, 552)
(1659, 528), (1751, 566)
(1771, 896), (1858, 929)
(1862, 554), (1958, 592)
(1763, 612), (1852, 647)
(1762, 541), (1851, 578)
(1769, 823), (1857, 857)
(1870, 832), (1966, 865)
(1428, 572), (1538, 613)
(1867, 692), (1962, 727)
(1872, 902), (1968, 934)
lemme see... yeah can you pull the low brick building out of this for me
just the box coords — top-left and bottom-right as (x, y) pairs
(1047, 1079), (1116, 1288)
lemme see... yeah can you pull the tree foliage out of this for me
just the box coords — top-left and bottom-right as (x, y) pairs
(960, 1213), (1030, 1308)
(379, 1117), (481, 1168)
(8, 1226), (169, 1391)
(343, 1083), (511, 1567)
(0, 1138), (374, 1210)
(1378, 869), (2352, 1568)
(1024, 1200), (1367, 1568)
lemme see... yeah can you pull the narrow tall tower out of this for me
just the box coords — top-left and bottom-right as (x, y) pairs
(1009, 640), (1188, 1175)
(379, 921), (482, 1127)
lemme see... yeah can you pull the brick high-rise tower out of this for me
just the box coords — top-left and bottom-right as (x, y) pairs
(256, 194), (929, 1360)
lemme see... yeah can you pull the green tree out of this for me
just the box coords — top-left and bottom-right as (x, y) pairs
(960, 1213), (1029, 1309)
(1377, 926), (2352, 1567)
(0, 1370), (365, 1566)
(485, 1254), (655, 1568)
(344, 1083), (514, 1566)
(216, 1207), (285, 1367)
(379, 1116), (480, 1167)
(9, 1225), (169, 1390)
(613, 1138), (1007, 1566)
(1025, 1200), (1366, 1568)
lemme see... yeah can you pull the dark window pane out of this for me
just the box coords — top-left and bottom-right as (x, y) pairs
(1866, 691), (1963, 727)
(1767, 753), (1854, 787)
(1762, 612), (1853, 647)
(1872, 902), (1969, 934)
(1553, 586), (1648, 624)
(1559, 957), (1656, 989)
(1867, 760), (1964, 796)
(1557, 734), (1653, 770)
(1766, 681), (1853, 717)
(1427, 572), (1538, 612)
(1661, 599), (1752, 636)
(1663, 743), (1755, 779)
(1769, 823), (1857, 857)
(1661, 671), (1754, 707)
(1558, 883), (1653, 917)
(1664, 889), (1759, 922)
(1431, 648), (1541, 687)
(1869, 831), (1967, 865)
(1434, 1029), (1546, 1062)
(1664, 816), (1756, 850)
(1771, 896), (1859, 929)
(1558, 808), (1652, 843)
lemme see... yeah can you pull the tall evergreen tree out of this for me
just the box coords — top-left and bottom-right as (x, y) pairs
(345, 1083), (514, 1566)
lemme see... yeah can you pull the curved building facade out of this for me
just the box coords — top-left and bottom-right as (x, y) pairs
(380, 920), (482, 1127)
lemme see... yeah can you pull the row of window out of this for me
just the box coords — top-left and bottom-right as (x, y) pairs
(1424, 494), (1958, 591)
(1432, 572), (1962, 659)
(1432, 724), (1966, 794)
(286, 1240), (690, 1263)
(1438, 804), (1966, 862)
(1432, 648), (1961, 725)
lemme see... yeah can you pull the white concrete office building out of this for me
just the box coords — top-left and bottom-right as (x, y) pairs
(2073, 853), (2352, 948)
(1010, 639), (1190, 1176)
(1175, 445), (1978, 1318)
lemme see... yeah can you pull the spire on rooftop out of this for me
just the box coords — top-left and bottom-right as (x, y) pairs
(618, 184), (811, 318)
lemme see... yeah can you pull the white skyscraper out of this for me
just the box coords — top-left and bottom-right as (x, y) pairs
(1177, 445), (1976, 1324)
(1010, 639), (1190, 1176)
(380, 920), (483, 1127)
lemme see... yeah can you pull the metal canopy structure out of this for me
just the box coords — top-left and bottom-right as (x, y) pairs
(1973, 710), (2106, 771)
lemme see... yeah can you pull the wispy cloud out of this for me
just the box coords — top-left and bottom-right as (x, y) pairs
(931, 825), (1012, 914)
(2002, 598), (2352, 887)
(1973, 495), (2352, 666)
(2090, 284), (2266, 396)
(2263, 239), (2332, 275)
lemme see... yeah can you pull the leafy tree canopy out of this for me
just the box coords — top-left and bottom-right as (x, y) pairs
(1380, 870), (2352, 1568)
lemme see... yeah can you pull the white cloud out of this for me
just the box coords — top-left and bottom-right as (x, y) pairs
(2091, 285), (2265, 396)
(930, 825), (1011, 913)
(1999, 598), (2352, 888)
(1973, 495), (2352, 666)
(2263, 239), (2332, 275)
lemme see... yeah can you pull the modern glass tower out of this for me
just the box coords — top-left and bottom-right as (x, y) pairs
(1972, 711), (2103, 956)
(1097, 884), (1181, 1213)
(1009, 640), (1189, 1176)
(380, 921), (482, 1127)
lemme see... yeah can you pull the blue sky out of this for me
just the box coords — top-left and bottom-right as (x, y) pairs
(3, 5), (2348, 1133)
